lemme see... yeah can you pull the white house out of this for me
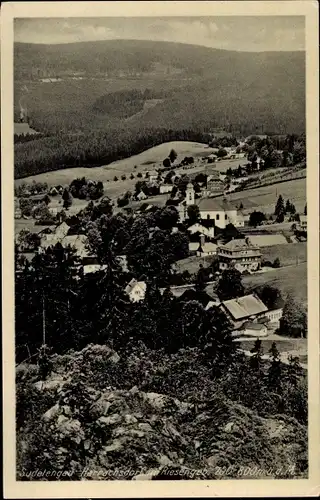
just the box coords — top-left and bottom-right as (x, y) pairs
(236, 322), (268, 337)
(160, 184), (173, 194)
(147, 170), (159, 183)
(197, 197), (238, 229)
(136, 191), (148, 201)
(124, 278), (146, 302)
(187, 222), (215, 239)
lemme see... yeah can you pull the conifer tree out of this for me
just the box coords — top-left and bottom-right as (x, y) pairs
(274, 195), (285, 222)
(267, 342), (282, 392)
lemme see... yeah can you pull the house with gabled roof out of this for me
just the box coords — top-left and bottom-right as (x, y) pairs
(220, 293), (268, 329)
(124, 278), (146, 303)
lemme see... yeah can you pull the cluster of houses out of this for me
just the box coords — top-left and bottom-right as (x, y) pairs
(124, 278), (283, 339)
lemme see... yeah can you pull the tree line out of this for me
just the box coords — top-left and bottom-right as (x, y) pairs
(14, 128), (211, 179)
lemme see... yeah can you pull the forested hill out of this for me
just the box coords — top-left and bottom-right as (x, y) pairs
(15, 40), (305, 135)
(15, 40), (304, 80)
(14, 40), (305, 178)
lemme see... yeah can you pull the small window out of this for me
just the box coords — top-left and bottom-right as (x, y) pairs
(225, 214), (228, 220)
(207, 214), (210, 220)
(216, 214), (220, 220)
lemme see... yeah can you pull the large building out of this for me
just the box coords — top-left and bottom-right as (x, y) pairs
(202, 171), (224, 197)
(197, 197), (243, 229)
(217, 238), (261, 273)
(220, 293), (283, 331)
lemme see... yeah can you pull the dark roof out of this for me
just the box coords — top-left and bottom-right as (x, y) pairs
(179, 289), (214, 307)
(199, 218), (216, 228)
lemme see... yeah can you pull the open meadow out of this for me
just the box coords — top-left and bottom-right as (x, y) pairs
(243, 261), (307, 307)
(226, 177), (306, 215)
(14, 141), (214, 197)
(261, 242), (307, 267)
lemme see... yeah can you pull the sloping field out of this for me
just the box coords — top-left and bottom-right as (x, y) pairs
(261, 242), (307, 267)
(248, 234), (288, 247)
(243, 262), (307, 307)
(14, 141), (213, 198)
(226, 178), (306, 215)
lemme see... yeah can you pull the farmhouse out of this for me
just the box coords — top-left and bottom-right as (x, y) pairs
(220, 293), (283, 330)
(160, 184), (173, 194)
(220, 294), (268, 329)
(124, 278), (146, 303)
(236, 322), (268, 338)
(136, 191), (148, 201)
(217, 238), (262, 273)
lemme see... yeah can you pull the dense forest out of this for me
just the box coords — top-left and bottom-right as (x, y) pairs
(14, 40), (305, 179)
(14, 128), (211, 178)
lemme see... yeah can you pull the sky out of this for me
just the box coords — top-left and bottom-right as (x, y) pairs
(14, 17), (305, 52)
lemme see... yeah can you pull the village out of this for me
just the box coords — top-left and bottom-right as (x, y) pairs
(11, 15), (313, 484)
(14, 138), (307, 367)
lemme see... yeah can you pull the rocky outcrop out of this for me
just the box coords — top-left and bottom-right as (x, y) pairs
(17, 344), (308, 480)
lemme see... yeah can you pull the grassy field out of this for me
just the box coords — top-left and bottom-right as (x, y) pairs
(226, 177), (306, 215)
(14, 141), (215, 199)
(15, 219), (54, 236)
(243, 262), (307, 307)
(238, 337), (307, 355)
(261, 242), (307, 267)
(175, 255), (217, 274)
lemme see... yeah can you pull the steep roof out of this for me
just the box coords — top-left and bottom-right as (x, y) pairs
(198, 197), (237, 212)
(124, 279), (146, 294)
(220, 238), (260, 251)
(221, 294), (268, 320)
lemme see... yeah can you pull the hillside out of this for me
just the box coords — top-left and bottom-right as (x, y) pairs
(14, 140), (210, 187)
(16, 343), (307, 480)
(15, 40), (305, 135)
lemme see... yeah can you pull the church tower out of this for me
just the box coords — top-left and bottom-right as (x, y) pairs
(186, 182), (195, 206)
